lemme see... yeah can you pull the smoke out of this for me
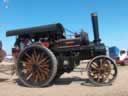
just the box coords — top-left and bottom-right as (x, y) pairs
(3, 0), (9, 8)
(3, 0), (8, 3)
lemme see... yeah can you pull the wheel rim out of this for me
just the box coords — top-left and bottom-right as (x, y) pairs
(88, 56), (117, 85)
(17, 46), (55, 86)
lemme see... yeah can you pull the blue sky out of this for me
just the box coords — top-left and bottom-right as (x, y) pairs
(0, 0), (128, 54)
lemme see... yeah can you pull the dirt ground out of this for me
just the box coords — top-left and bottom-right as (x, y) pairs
(0, 62), (128, 96)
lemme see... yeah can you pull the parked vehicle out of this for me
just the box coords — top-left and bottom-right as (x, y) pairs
(6, 13), (118, 87)
(117, 49), (128, 65)
(109, 46), (120, 59)
(109, 47), (128, 65)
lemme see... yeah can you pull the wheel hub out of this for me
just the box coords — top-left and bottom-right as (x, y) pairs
(32, 64), (39, 71)
(99, 69), (105, 73)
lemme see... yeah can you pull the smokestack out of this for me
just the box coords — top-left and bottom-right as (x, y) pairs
(91, 13), (101, 44)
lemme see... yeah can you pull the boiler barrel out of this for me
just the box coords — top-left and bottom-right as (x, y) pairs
(6, 23), (64, 37)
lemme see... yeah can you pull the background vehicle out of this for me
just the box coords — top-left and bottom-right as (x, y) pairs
(6, 13), (118, 87)
(117, 49), (128, 65)
(109, 47), (128, 65)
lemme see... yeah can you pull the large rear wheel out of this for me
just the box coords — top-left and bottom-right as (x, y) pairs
(16, 45), (57, 87)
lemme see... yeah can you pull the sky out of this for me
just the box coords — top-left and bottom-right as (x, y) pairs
(0, 0), (128, 54)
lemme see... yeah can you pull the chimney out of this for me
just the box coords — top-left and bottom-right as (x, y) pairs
(91, 13), (101, 44)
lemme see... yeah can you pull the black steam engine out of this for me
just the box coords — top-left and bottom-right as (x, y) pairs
(6, 13), (117, 87)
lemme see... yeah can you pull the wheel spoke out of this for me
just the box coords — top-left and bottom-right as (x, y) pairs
(36, 53), (41, 63)
(39, 53), (45, 60)
(33, 49), (37, 57)
(40, 71), (46, 80)
(33, 49), (37, 63)
(38, 57), (49, 65)
(39, 67), (49, 76)
(26, 72), (33, 80)
(39, 67), (49, 79)
(91, 62), (98, 69)
(31, 72), (36, 81)
(97, 73), (101, 82)
(35, 72), (38, 82)
(36, 71), (40, 82)
(39, 64), (49, 69)
(25, 53), (31, 60)
(99, 59), (103, 68)
(37, 71), (42, 81)
(109, 73), (115, 77)
(24, 65), (32, 71)
(33, 49), (40, 63)
(93, 73), (98, 78)
(100, 74), (105, 81)
(101, 73), (108, 82)
(31, 53), (36, 63)
(25, 58), (33, 65)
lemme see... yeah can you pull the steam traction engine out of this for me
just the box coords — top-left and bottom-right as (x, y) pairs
(6, 13), (117, 87)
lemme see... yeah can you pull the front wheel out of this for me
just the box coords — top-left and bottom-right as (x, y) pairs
(16, 45), (58, 87)
(87, 55), (118, 86)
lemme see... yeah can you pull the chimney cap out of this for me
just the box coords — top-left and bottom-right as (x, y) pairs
(91, 12), (97, 16)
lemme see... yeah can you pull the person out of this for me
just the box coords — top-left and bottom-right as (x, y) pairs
(74, 32), (80, 38)
(0, 40), (2, 50)
(0, 50), (6, 62)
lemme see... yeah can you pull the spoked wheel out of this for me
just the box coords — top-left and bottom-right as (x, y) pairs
(87, 55), (118, 86)
(17, 45), (57, 87)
